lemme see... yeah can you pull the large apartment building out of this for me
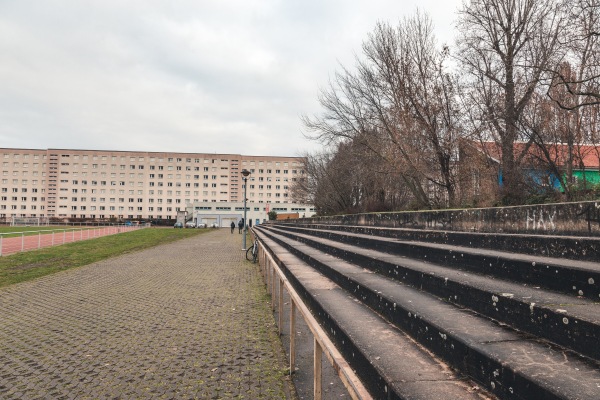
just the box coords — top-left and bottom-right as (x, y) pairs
(0, 148), (307, 221)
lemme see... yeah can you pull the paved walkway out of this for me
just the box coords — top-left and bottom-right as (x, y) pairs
(0, 228), (292, 399)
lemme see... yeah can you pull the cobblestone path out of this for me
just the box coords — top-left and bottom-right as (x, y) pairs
(0, 228), (291, 399)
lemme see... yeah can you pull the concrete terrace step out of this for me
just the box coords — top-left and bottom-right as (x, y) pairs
(256, 226), (600, 400)
(283, 223), (600, 262)
(263, 225), (600, 362)
(271, 224), (600, 301)
(256, 232), (494, 400)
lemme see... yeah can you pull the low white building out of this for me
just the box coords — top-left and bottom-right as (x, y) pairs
(187, 201), (315, 227)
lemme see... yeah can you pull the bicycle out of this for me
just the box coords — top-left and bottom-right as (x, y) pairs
(245, 238), (258, 263)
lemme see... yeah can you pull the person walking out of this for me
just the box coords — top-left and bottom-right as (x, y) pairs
(230, 221), (235, 234)
(238, 219), (243, 234)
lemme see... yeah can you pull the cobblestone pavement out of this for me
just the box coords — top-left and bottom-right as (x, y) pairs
(0, 228), (293, 399)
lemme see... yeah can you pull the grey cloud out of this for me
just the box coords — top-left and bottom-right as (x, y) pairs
(0, 0), (461, 157)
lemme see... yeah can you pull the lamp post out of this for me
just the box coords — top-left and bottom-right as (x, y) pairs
(241, 169), (251, 250)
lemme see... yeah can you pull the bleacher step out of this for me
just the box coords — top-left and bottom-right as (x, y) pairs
(273, 225), (600, 301)
(264, 225), (600, 361)
(257, 227), (600, 400)
(289, 223), (600, 262)
(259, 233), (494, 400)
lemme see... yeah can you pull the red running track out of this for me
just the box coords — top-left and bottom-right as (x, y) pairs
(0, 227), (139, 256)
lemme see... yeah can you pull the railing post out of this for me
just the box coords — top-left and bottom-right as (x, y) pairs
(271, 265), (276, 311)
(38, 231), (41, 249)
(314, 337), (323, 400)
(278, 278), (284, 336)
(290, 300), (296, 375)
(52, 230), (55, 246)
(266, 259), (271, 294)
(261, 248), (266, 279)
(258, 247), (262, 269)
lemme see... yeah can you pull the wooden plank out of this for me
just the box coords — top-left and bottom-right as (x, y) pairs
(314, 337), (322, 400)
(290, 301), (296, 374)
(278, 278), (284, 336)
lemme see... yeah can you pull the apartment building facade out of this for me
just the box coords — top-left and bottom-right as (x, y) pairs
(0, 148), (307, 221)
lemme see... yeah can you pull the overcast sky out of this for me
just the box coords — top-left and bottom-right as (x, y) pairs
(0, 0), (463, 157)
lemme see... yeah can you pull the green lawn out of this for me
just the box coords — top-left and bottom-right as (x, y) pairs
(0, 227), (208, 288)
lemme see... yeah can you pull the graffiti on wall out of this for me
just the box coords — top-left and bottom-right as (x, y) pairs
(526, 209), (557, 231)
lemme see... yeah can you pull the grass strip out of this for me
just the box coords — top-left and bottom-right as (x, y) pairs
(0, 227), (207, 288)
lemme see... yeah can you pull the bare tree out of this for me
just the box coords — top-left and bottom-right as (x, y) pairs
(303, 12), (462, 209)
(289, 138), (413, 215)
(361, 15), (462, 206)
(522, 89), (578, 198)
(546, 0), (600, 109)
(524, 85), (600, 200)
(456, 0), (567, 204)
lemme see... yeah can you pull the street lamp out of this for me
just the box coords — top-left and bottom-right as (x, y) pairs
(241, 169), (251, 250)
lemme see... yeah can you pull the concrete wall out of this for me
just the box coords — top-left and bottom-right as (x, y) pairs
(291, 201), (600, 237)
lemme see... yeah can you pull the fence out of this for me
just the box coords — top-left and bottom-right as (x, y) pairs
(0, 225), (143, 257)
(255, 231), (371, 400)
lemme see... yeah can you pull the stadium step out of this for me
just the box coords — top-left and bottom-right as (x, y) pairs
(283, 223), (600, 262)
(255, 224), (600, 400)
(269, 224), (600, 301)
(258, 232), (493, 400)
(263, 224), (600, 361)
